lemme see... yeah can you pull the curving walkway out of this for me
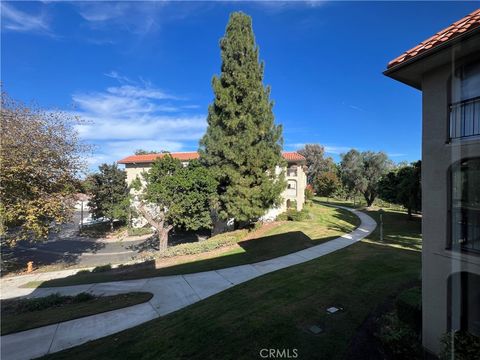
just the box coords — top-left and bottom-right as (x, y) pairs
(0, 205), (376, 360)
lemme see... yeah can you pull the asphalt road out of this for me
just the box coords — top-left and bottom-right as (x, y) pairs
(2, 211), (209, 273)
(3, 211), (153, 271)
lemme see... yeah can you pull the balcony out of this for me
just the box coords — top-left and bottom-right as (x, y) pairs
(449, 96), (480, 140)
(287, 166), (298, 177)
(451, 206), (480, 254)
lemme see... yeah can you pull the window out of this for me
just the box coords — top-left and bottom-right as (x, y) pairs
(287, 180), (297, 190)
(449, 63), (480, 140)
(449, 158), (480, 253)
(448, 272), (480, 336)
(287, 166), (298, 177)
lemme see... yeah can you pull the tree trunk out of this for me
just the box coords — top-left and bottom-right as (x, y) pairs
(158, 226), (173, 252)
(137, 202), (173, 252)
(408, 207), (412, 219)
(110, 219), (114, 232)
(364, 192), (375, 207)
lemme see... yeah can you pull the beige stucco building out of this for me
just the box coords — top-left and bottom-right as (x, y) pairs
(119, 151), (307, 224)
(385, 9), (480, 356)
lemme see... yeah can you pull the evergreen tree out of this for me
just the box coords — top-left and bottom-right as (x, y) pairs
(199, 12), (284, 224)
(87, 163), (130, 231)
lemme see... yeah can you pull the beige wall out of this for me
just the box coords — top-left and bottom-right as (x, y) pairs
(421, 63), (480, 354)
(125, 163), (151, 186)
(284, 162), (307, 211)
(123, 159), (307, 220)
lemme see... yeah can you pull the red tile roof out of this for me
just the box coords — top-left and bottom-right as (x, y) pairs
(118, 152), (199, 164)
(387, 8), (480, 69)
(282, 151), (306, 161)
(118, 151), (305, 164)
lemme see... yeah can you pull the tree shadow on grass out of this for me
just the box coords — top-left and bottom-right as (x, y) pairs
(313, 198), (364, 209)
(325, 208), (362, 234)
(127, 229), (211, 253)
(31, 230), (343, 288)
(26, 206), (422, 289)
(1, 240), (106, 276)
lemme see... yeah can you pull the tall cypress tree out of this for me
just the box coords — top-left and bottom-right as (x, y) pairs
(200, 12), (285, 224)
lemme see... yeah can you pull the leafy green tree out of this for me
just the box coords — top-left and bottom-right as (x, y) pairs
(298, 144), (335, 185)
(315, 170), (341, 199)
(199, 12), (284, 225)
(340, 150), (392, 207)
(379, 161), (421, 218)
(304, 185), (314, 202)
(88, 164), (130, 231)
(134, 149), (166, 155)
(1, 91), (88, 244)
(136, 156), (217, 251)
(339, 149), (363, 200)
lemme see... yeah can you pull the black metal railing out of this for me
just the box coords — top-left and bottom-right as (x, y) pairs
(451, 206), (480, 254)
(287, 167), (298, 177)
(449, 96), (480, 140)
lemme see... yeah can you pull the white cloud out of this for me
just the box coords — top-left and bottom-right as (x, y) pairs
(87, 140), (186, 170)
(106, 85), (179, 100)
(76, 2), (129, 22)
(324, 145), (352, 155)
(104, 71), (133, 83)
(71, 75), (205, 169)
(1, 2), (51, 34)
(347, 104), (366, 112)
(286, 143), (352, 155)
(74, 2), (164, 35)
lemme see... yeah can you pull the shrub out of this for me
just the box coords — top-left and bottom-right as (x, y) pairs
(287, 200), (297, 209)
(157, 230), (248, 258)
(377, 312), (422, 359)
(396, 287), (422, 332)
(73, 292), (95, 303)
(305, 185), (314, 201)
(76, 269), (91, 275)
(92, 264), (112, 273)
(440, 331), (480, 360)
(127, 227), (153, 236)
(23, 293), (65, 312)
(278, 208), (309, 222)
(276, 212), (288, 221)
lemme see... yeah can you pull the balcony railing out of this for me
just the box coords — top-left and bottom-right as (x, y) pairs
(449, 96), (480, 140)
(287, 167), (298, 177)
(451, 206), (480, 254)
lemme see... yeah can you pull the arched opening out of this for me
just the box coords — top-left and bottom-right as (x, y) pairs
(287, 180), (297, 197)
(286, 199), (291, 209)
(448, 157), (480, 253)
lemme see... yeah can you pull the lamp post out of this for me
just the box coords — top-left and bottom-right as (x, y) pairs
(80, 200), (84, 233)
(379, 208), (384, 241)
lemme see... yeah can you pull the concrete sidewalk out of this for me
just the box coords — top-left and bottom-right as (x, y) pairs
(0, 206), (376, 360)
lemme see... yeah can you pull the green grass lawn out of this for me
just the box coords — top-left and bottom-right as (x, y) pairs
(26, 203), (360, 288)
(40, 203), (421, 360)
(1, 292), (152, 336)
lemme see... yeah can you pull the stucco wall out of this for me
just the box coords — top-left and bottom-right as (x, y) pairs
(421, 63), (480, 354)
(125, 163), (151, 185)
(123, 160), (307, 224)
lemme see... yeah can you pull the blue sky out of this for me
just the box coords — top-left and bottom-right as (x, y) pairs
(2, 1), (478, 170)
